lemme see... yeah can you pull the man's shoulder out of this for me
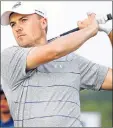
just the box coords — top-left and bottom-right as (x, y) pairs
(1, 46), (23, 65)
(1, 46), (21, 55)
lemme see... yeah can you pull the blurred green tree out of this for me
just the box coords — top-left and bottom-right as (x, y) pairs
(80, 91), (112, 127)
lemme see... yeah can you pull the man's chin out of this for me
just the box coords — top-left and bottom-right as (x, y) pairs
(17, 41), (33, 48)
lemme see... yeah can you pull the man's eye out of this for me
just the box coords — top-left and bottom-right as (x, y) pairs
(22, 18), (27, 22)
(10, 23), (15, 27)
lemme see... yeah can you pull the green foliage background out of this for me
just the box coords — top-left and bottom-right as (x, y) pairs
(80, 90), (112, 127)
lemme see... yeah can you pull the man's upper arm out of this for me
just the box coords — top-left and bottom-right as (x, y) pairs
(74, 54), (109, 91)
(100, 68), (112, 90)
(26, 44), (58, 70)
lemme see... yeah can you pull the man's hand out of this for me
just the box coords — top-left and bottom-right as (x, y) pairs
(99, 20), (112, 35)
(77, 13), (99, 37)
(97, 14), (112, 45)
(86, 12), (112, 35)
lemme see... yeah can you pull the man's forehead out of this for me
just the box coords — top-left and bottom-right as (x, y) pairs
(9, 13), (32, 22)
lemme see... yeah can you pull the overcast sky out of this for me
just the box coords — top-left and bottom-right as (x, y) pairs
(1, 1), (112, 67)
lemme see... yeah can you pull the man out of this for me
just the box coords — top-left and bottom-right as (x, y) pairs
(0, 88), (14, 127)
(1, 1), (112, 127)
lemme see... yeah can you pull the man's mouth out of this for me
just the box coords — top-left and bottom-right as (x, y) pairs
(17, 34), (26, 38)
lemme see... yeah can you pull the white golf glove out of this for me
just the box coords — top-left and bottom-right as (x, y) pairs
(87, 12), (112, 35)
(98, 20), (112, 35)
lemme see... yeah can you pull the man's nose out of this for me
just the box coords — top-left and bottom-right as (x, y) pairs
(15, 24), (23, 32)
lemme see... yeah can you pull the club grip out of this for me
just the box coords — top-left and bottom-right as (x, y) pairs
(107, 13), (113, 20)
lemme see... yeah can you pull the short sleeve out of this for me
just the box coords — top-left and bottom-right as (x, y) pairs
(74, 54), (109, 91)
(1, 46), (35, 89)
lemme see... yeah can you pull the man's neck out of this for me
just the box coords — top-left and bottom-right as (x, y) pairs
(34, 36), (48, 47)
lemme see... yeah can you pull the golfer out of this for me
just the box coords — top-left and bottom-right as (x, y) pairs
(1, 1), (112, 127)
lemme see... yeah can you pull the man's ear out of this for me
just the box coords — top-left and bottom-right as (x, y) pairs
(41, 18), (48, 30)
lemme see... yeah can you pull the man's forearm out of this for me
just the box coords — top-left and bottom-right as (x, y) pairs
(50, 26), (97, 59)
(108, 31), (113, 46)
(26, 14), (98, 70)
